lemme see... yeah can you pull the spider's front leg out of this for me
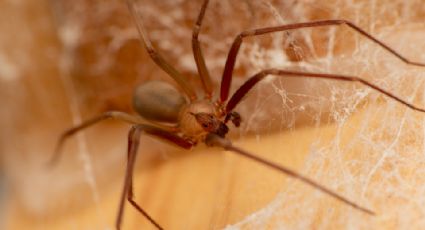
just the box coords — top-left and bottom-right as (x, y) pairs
(218, 20), (425, 104)
(116, 124), (193, 230)
(224, 69), (425, 114)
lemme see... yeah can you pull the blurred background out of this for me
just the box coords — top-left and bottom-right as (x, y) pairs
(0, 0), (425, 229)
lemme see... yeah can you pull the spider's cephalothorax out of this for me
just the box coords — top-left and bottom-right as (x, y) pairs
(133, 80), (234, 142)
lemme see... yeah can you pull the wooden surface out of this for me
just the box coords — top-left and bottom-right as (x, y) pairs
(1, 0), (425, 230)
(6, 107), (425, 230)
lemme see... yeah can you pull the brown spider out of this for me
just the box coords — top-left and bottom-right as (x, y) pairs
(49, 0), (425, 229)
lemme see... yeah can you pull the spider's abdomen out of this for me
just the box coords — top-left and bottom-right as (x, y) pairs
(133, 81), (187, 123)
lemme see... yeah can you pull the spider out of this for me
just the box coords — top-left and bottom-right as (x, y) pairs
(49, 0), (425, 229)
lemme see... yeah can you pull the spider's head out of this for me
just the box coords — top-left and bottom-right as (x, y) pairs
(190, 112), (229, 137)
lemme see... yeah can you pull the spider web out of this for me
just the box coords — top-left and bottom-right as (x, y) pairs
(218, 1), (425, 229)
(2, 0), (425, 229)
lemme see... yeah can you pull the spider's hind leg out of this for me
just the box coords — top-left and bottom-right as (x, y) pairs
(49, 111), (146, 167)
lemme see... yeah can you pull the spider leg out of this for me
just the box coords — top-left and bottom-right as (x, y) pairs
(116, 124), (193, 230)
(192, 0), (213, 99)
(49, 111), (176, 166)
(225, 69), (425, 113)
(219, 20), (425, 103)
(126, 0), (197, 101)
(205, 133), (375, 215)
